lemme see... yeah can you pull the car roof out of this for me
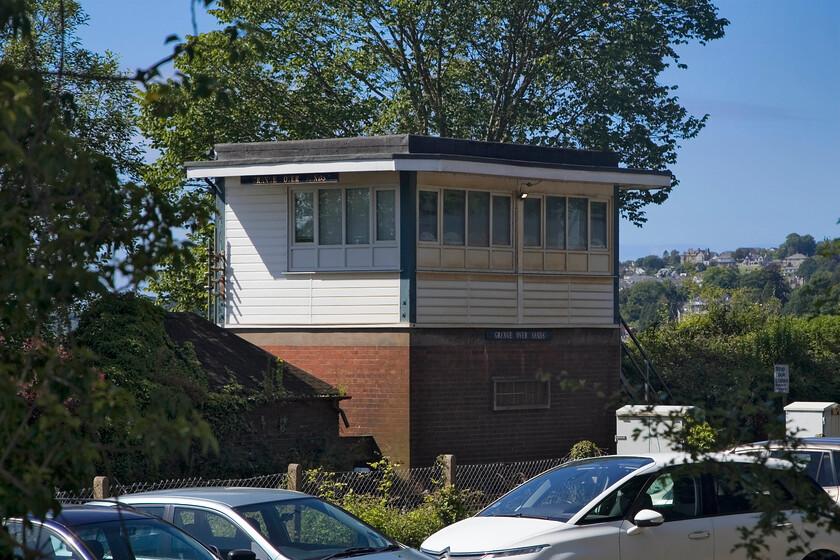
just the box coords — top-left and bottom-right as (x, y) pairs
(50, 505), (158, 525)
(737, 438), (840, 450)
(117, 487), (311, 508)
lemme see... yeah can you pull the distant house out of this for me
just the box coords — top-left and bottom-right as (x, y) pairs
(782, 253), (808, 276)
(681, 248), (711, 266)
(711, 251), (736, 268)
(741, 252), (771, 269)
(163, 312), (378, 470)
(185, 135), (670, 467)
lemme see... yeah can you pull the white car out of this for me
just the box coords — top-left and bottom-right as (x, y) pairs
(111, 488), (429, 560)
(420, 453), (840, 560)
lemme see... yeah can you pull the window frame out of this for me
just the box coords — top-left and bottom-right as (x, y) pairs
(417, 187), (513, 250)
(493, 377), (551, 411)
(290, 186), (399, 249)
(521, 195), (610, 253)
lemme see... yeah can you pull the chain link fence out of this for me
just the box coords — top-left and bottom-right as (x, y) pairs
(56, 455), (570, 512)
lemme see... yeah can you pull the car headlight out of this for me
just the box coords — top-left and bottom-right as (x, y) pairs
(488, 546), (549, 558)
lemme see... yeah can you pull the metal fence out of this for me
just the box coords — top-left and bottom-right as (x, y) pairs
(56, 455), (570, 512)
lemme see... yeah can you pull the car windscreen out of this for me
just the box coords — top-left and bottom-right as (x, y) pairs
(233, 498), (396, 560)
(477, 457), (654, 522)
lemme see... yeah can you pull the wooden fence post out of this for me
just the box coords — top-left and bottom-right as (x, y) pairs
(93, 476), (110, 500)
(442, 454), (456, 488)
(288, 463), (302, 491)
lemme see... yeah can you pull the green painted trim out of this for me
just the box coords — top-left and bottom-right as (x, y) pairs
(613, 184), (620, 324)
(400, 171), (417, 324)
(211, 177), (226, 325)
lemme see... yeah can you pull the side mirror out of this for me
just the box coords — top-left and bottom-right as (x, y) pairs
(626, 509), (664, 535)
(228, 550), (257, 560)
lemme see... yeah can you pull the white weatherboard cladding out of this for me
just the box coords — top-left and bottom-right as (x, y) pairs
(224, 181), (401, 326)
(416, 273), (613, 326)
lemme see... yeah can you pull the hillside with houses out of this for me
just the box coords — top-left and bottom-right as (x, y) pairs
(619, 233), (840, 331)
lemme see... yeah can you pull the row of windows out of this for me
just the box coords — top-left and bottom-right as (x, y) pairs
(291, 187), (608, 251)
(418, 189), (608, 251)
(293, 188), (397, 246)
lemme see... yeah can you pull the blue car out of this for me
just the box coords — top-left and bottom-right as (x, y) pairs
(4, 504), (248, 560)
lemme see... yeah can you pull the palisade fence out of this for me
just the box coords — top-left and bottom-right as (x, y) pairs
(56, 454), (571, 512)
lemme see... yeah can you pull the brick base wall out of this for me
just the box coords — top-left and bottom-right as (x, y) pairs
(235, 328), (619, 468)
(243, 331), (412, 464)
(409, 328), (619, 466)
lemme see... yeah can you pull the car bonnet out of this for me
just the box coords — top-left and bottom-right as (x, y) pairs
(420, 516), (567, 555)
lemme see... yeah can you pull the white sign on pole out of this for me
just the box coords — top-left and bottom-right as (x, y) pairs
(774, 364), (790, 393)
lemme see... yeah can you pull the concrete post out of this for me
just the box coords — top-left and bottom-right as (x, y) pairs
(288, 463), (302, 491)
(442, 454), (456, 487)
(93, 476), (110, 500)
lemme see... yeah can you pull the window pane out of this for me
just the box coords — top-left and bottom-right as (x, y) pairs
(546, 196), (566, 249)
(523, 198), (542, 247)
(376, 190), (396, 241)
(568, 197), (588, 250)
(591, 201), (607, 249)
(318, 189), (342, 245)
(418, 191), (438, 242)
(492, 196), (511, 246)
(468, 191), (490, 247)
(345, 188), (370, 244)
(294, 192), (314, 243)
(443, 189), (466, 246)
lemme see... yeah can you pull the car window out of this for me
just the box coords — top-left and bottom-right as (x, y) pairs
(131, 506), (166, 519)
(710, 466), (794, 515)
(479, 457), (654, 523)
(642, 471), (701, 521)
(233, 498), (393, 560)
(768, 450), (837, 488)
(173, 507), (256, 558)
(71, 517), (215, 560)
(5, 521), (83, 560)
(579, 476), (648, 524)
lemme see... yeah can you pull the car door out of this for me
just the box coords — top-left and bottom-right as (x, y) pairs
(618, 469), (714, 560)
(171, 506), (272, 560)
(707, 467), (803, 560)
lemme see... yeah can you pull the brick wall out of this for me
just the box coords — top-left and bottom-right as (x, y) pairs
(251, 332), (412, 465)
(409, 328), (620, 466)
(237, 328), (619, 468)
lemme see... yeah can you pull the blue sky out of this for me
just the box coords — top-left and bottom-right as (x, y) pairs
(77, 0), (839, 262)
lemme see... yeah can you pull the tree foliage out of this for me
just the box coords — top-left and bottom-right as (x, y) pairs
(703, 265), (739, 290)
(778, 232), (817, 259)
(619, 279), (687, 331)
(632, 288), (840, 443)
(140, 0), (729, 309)
(0, 0), (215, 544)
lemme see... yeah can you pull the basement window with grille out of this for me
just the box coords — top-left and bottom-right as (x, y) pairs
(493, 378), (551, 411)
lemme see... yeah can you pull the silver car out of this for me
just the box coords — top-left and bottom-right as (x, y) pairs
(112, 488), (429, 560)
(730, 437), (840, 503)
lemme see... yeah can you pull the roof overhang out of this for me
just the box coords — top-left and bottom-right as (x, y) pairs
(184, 135), (672, 190)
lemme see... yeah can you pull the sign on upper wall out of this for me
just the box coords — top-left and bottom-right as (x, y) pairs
(241, 173), (339, 185)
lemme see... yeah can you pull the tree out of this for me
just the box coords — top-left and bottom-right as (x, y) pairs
(635, 254), (666, 274)
(139, 0), (729, 310)
(0, 0), (215, 548)
(778, 232), (817, 259)
(633, 288), (840, 439)
(619, 279), (687, 331)
(703, 266), (739, 290)
(739, 264), (791, 305)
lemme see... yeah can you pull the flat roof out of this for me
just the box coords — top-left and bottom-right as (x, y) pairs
(185, 135), (672, 190)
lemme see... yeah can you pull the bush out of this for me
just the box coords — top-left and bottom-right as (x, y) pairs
(569, 440), (603, 460)
(306, 458), (478, 547)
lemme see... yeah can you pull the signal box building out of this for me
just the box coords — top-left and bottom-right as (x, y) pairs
(185, 135), (670, 467)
